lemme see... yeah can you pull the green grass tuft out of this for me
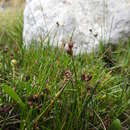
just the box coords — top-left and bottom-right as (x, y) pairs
(0, 10), (130, 130)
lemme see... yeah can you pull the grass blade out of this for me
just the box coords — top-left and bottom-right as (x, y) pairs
(2, 85), (25, 108)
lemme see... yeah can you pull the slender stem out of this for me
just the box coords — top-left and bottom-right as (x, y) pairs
(72, 56), (77, 81)
(94, 110), (107, 130)
(33, 80), (70, 123)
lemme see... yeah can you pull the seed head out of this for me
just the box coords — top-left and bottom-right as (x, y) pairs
(11, 59), (17, 66)
(56, 21), (60, 27)
(64, 69), (72, 80)
(25, 75), (30, 82)
(81, 73), (92, 82)
(94, 33), (98, 38)
(89, 29), (93, 32)
(66, 41), (74, 56)
(10, 53), (14, 59)
(27, 101), (33, 107)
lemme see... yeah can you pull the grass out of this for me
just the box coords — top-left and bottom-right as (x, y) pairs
(0, 9), (130, 130)
(0, 0), (25, 7)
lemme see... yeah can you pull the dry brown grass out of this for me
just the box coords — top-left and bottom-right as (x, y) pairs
(0, 0), (25, 7)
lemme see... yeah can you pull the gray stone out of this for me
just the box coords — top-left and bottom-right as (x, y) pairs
(23, 0), (130, 54)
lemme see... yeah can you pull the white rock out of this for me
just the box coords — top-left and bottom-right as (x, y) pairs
(23, 0), (130, 54)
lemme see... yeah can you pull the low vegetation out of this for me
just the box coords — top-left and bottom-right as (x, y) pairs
(0, 8), (130, 130)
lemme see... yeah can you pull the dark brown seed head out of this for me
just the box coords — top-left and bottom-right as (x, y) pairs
(68, 42), (73, 50)
(81, 74), (86, 81)
(64, 69), (72, 80)
(27, 101), (33, 107)
(4, 47), (8, 53)
(25, 75), (30, 82)
(94, 33), (98, 38)
(67, 49), (73, 56)
(66, 41), (74, 56)
(81, 74), (92, 82)
(89, 29), (93, 32)
(86, 74), (92, 82)
(10, 53), (14, 59)
(56, 21), (60, 27)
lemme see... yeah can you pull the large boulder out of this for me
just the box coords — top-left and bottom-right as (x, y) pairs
(23, 0), (130, 54)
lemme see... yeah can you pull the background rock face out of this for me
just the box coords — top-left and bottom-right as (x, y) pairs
(23, 0), (130, 54)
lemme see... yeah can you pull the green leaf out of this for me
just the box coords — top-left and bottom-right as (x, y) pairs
(2, 85), (25, 108)
(109, 119), (122, 130)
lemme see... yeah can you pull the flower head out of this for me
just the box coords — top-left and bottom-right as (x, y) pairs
(11, 59), (17, 66)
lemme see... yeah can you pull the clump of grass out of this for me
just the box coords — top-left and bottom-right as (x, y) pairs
(0, 9), (130, 130)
